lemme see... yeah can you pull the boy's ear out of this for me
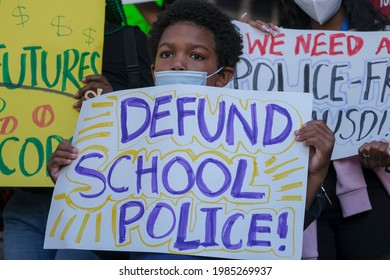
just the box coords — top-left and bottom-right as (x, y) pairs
(216, 67), (234, 87)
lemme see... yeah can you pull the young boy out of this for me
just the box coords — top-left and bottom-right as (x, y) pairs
(147, 0), (242, 88)
(47, 0), (335, 260)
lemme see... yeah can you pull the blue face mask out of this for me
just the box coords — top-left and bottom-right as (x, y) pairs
(154, 67), (224, 86)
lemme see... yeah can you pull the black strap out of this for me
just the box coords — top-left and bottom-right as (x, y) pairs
(122, 26), (141, 89)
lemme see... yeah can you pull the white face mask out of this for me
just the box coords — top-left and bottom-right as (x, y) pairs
(294, 0), (342, 25)
(154, 67), (224, 86)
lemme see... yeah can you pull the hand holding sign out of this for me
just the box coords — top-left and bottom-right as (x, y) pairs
(239, 12), (280, 36)
(73, 74), (114, 111)
(294, 120), (335, 207)
(358, 140), (390, 169)
(47, 139), (78, 183)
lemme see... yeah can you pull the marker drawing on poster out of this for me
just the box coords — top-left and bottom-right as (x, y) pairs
(44, 85), (313, 260)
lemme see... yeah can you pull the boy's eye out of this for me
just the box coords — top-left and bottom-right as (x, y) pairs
(190, 53), (204, 60)
(160, 51), (172, 58)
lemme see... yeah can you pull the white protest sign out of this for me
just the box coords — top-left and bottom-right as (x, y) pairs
(231, 21), (390, 160)
(44, 84), (312, 260)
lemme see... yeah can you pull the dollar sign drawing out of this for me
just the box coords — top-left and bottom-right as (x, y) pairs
(51, 16), (72, 37)
(83, 27), (96, 46)
(12, 5), (30, 27)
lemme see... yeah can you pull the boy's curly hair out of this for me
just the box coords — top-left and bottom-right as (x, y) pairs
(148, 0), (243, 69)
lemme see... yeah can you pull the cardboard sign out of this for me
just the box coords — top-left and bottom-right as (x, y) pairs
(231, 21), (390, 159)
(45, 84), (312, 260)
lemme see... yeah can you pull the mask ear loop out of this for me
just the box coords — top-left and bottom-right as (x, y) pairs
(206, 67), (224, 79)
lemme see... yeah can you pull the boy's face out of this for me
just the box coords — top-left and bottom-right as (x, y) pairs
(152, 21), (233, 87)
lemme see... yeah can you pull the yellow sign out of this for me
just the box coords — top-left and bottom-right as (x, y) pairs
(0, 0), (105, 186)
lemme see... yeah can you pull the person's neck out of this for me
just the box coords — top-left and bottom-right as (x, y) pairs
(310, 8), (346, 30)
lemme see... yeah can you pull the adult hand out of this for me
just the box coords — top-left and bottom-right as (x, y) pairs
(294, 120), (335, 208)
(239, 12), (280, 36)
(73, 74), (114, 111)
(358, 140), (389, 169)
(47, 139), (78, 183)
